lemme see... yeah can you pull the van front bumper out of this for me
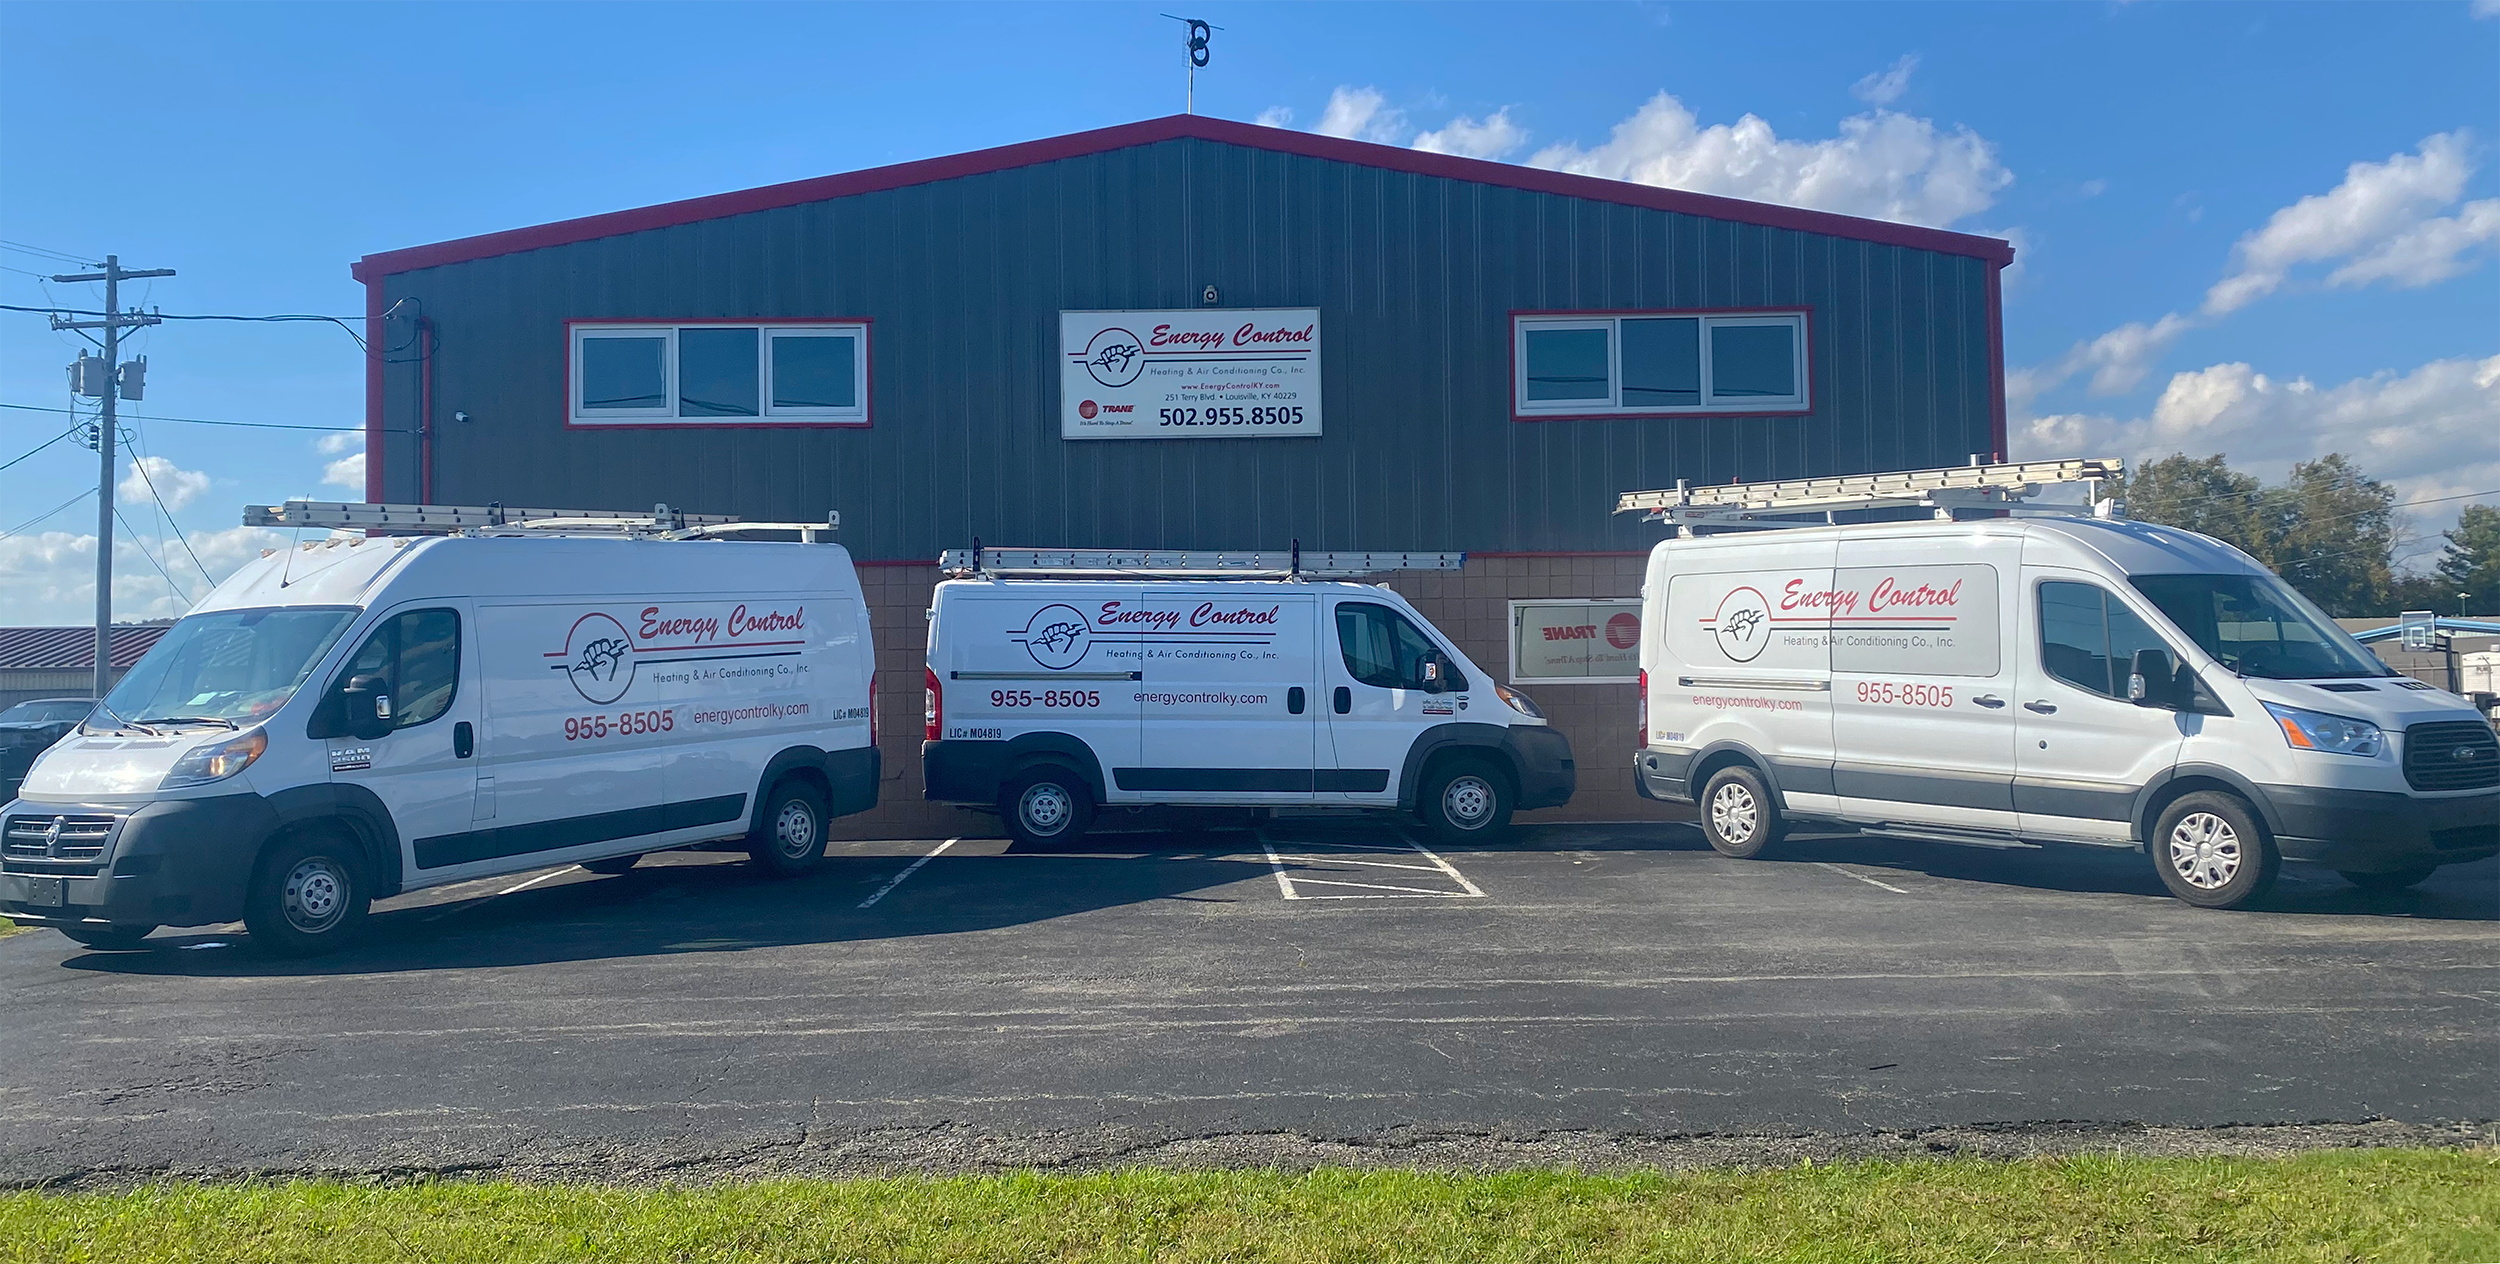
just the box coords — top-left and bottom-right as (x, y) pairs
(1505, 726), (1576, 811)
(0, 793), (273, 929)
(2262, 783), (2497, 871)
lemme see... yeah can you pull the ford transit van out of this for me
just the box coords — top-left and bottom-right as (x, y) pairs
(1626, 462), (2498, 909)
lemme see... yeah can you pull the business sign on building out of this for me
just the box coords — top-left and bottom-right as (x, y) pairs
(1510, 599), (1642, 684)
(1060, 309), (1321, 440)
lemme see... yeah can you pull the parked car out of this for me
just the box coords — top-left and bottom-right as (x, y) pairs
(1631, 468), (2499, 910)
(1, 509), (877, 954)
(0, 698), (94, 800)
(922, 548), (1575, 846)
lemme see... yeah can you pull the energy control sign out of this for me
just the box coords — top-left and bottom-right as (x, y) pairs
(1060, 309), (1321, 440)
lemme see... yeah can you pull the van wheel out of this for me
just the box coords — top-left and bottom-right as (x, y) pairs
(1420, 759), (1512, 843)
(2340, 864), (2436, 891)
(58, 923), (156, 951)
(748, 781), (829, 878)
(1002, 767), (1093, 848)
(2152, 791), (2278, 909)
(582, 854), (643, 875)
(1699, 765), (1782, 859)
(243, 833), (370, 956)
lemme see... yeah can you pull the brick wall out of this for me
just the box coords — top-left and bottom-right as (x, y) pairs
(830, 557), (1692, 840)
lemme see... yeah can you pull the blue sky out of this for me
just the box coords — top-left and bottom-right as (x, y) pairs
(2, 1), (2494, 623)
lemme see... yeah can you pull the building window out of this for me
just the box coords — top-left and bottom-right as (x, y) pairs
(1513, 311), (1807, 417)
(569, 321), (868, 426)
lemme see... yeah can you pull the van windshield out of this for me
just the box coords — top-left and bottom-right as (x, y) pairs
(93, 607), (360, 729)
(2127, 574), (2390, 680)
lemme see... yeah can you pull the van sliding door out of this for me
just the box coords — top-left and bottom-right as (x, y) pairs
(1114, 591), (1320, 801)
(1827, 537), (2020, 835)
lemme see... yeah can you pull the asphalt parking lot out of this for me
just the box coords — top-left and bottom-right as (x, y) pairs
(2, 817), (2494, 1184)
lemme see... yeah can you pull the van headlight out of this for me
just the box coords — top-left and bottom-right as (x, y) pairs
(1493, 684), (1545, 719)
(160, 729), (269, 788)
(2263, 703), (2382, 757)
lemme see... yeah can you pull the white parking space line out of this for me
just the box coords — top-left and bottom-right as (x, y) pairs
(1816, 861), (1910, 894)
(1257, 830), (1486, 901)
(857, 838), (959, 908)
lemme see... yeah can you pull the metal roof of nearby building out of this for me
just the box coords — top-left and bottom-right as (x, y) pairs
(0, 626), (169, 671)
(351, 113), (2017, 283)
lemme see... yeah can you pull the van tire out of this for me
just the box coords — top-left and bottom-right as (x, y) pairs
(2339, 864), (2436, 892)
(1699, 765), (1782, 859)
(748, 780), (830, 878)
(582, 854), (643, 875)
(243, 831), (371, 956)
(1419, 758), (1513, 843)
(58, 923), (156, 951)
(2151, 791), (2278, 909)
(1002, 766), (1093, 848)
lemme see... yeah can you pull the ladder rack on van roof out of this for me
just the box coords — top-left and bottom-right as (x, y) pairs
(939, 543), (1466, 580)
(1614, 457), (2124, 535)
(243, 500), (840, 541)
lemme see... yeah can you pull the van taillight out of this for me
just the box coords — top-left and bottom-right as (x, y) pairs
(1637, 669), (1648, 747)
(869, 673), (879, 746)
(924, 667), (941, 742)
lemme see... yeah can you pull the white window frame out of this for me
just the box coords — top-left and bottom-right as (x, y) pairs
(569, 321), (869, 427)
(1512, 311), (1808, 417)
(1508, 598), (1644, 685)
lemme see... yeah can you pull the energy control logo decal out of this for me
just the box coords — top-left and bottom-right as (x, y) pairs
(1079, 328), (1144, 388)
(1710, 588), (1772, 663)
(557, 612), (637, 704)
(1015, 604), (1094, 670)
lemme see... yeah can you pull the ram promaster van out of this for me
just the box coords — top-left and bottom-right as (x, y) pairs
(922, 547), (1575, 844)
(1627, 461), (2499, 909)
(0, 501), (876, 954)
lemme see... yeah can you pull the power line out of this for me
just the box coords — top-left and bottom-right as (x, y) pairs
(0, 238), (96, 265)
(0, 486), (96, 541)
(0, 417), (90, 474)
(113, 507), (195, 612)
(117, 427), (214, 588)
(0, 401), (389, 433)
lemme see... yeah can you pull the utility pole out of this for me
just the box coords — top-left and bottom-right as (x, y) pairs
(50, 255), (174, 699)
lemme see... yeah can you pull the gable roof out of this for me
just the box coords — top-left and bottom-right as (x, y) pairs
(0, 626), (169, 672)
(352, 113), (2014, 282)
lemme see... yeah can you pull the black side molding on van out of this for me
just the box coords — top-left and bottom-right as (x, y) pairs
(413, 796), (746, 870)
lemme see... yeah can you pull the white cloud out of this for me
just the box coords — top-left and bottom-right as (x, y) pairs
(0, 525), (299, 625)
(2476, 0), (2499, 19)
(1850, 54), (1919, 107)
(1253, 105), (1294, 129)
(117, 456), (209, 513)
(321, 453), (366, 491)
(315, 431), (359, 455)
(2016, 353), (2500, 544)
(2011, 312), (2196, 408)
(1314, 86), (1405, 143)
(1526, 91), (2012, 228)
(2079, 178), (2107, 198)
(1411, 108), (1527, 160)
(2203, 131), (2491, 315)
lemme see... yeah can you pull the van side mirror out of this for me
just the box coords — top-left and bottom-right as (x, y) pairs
(1419, 655), (1447, 694)
(342, 673), (395, 740)
(2128, 648), (2177, 708)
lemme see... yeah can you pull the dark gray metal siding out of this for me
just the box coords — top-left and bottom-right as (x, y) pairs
(378, 137), (1995, 560)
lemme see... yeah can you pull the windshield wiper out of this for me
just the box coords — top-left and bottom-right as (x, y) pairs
(136, 716), (239, 731)
(88, 702), (160, 736)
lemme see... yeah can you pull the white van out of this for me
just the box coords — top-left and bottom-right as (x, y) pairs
(1626, 461), (2499, 909)
(0, 502), (878, 954)
(921, 548), (1575, 844)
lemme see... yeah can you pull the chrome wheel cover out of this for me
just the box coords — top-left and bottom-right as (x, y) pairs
(1019, 782), (1073, 835)
(282, 856), (349, 934)
(1441, 775), (1495, 828)
(773, 798), (819, 859)
(2167, 811), (2242, 890)
(1709, 781), (1758, 843)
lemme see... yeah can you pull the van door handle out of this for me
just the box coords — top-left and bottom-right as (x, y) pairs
(1971, 695), (2005, 709)
(1333, 686), (1351, 715)
(2023, 700), (2058, 714)
(1287, 687), (1305, 715)
(453, 721), (474, 758)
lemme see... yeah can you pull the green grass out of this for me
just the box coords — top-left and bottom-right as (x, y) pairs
(4, 1150), (2493, 1263)
(0, 916), (26, 938)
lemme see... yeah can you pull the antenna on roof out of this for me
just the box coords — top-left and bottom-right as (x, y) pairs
(1160, 14), (1219, 113)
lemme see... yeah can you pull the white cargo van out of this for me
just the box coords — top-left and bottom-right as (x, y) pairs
(921, 548), (1575, 844)
(1625, 461), (2499, 909)
(0, 501), (878, 954)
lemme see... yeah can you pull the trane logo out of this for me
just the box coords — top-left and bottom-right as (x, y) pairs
(1544, 625), (1600, 642)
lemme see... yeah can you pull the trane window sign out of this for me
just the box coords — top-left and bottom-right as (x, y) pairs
(1060, 309), (1321, 440)
(1511, 599), (1642, 684)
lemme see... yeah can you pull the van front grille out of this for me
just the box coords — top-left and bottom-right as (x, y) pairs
(1, 812), (117, 872)
(2403, 722), (2500, 792)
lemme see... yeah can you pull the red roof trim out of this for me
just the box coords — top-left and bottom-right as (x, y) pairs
(351, 114), (2014, 282)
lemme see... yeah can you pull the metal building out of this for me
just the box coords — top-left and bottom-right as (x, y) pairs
(351, 114), (2014, 831)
